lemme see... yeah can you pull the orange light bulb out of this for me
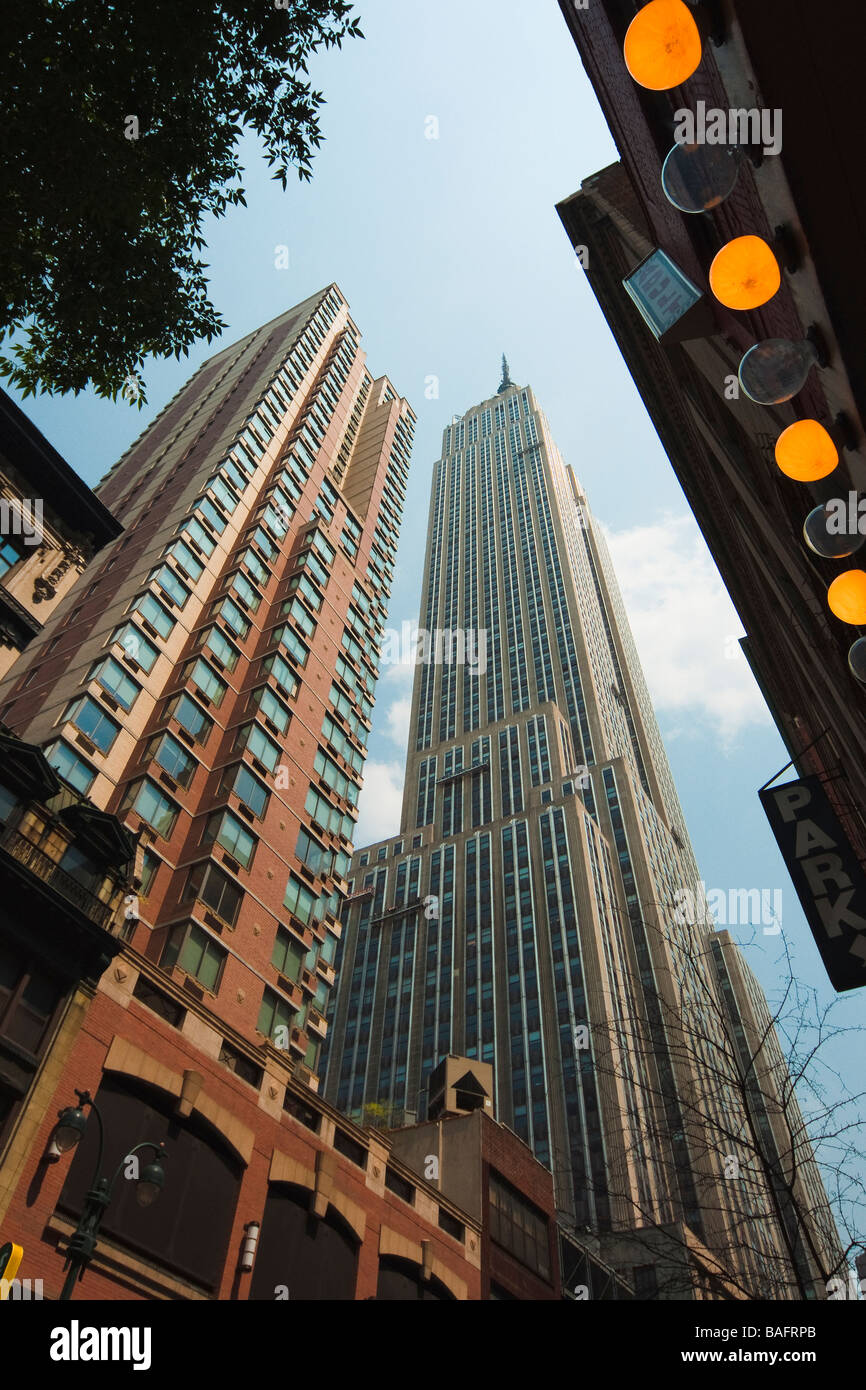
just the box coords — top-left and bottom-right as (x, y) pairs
(624, 0), (703, 91)
(828, 571), (866, 626)
(774, 420), (838, 482)
(709, 236), (781, 311)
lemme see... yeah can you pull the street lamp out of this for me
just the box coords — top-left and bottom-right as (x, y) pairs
(53, 1089), (167, 1301)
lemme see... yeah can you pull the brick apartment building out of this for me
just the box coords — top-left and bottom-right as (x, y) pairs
(0, 287), (486, 1300)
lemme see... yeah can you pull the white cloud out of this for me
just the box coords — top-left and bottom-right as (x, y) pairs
(385, 696), (412, 751)
(602, 514), (771, 748)
(355, 760), (405, 846)
(376, 633), (416, 750)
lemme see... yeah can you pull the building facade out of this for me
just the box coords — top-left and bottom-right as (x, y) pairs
(323, 371), (844, 1297)
(555, 1), (866, 989)
(0, 285), (426, 1298)
(0, 729), (134, 1198)
(0, 389), (122, 681)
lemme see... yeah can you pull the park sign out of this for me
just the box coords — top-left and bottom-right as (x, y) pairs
(759, 775), (866, 992)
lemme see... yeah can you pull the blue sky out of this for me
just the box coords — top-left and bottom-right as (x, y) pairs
(11, 0), (864, 1244)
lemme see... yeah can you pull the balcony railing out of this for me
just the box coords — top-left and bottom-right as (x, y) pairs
(0, 824), (116, 930)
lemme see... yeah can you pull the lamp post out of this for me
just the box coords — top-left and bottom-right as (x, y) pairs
(53, 1089), (167, 1301)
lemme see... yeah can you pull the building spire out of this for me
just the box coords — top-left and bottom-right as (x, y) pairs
(498, 353), (514, 394)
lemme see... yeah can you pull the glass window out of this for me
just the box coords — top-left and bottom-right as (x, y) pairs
(183, 861), (243, 926)
(161, 923), (226, 993)
(220, 763), (269, 819)
(286, 572), (322, 611)
(488, 1171), (550, 1281)
(149, 564), (191, 609)
(139, 848), (162, 898)
(229, 570), (261, 612)
(130, 591), (175, 640)
(304, 786), (354, 840)
(296, 827), (333, 878)
(187, 658), (228, 706)
(234, 722), (281, 773)
(250, 526), (277, 562)
(169, 693), (213, 744)
(257, 987), (295, 1042)
(147, 732), (198, 788)
(202, 810), (256, 868)
(44, 741), (96, 794)
(284, 874), (316, 925)
(262, 652), (299, 698)
(198, 626), (241, 672)
(182, 516), (216, 556)
(220, 456), (248, 495)
(0, 537), (24, 577)
(239, 426), (264, 460)
(242, 548), (269, 587)
(284, 597), (316, 639)
(309, 530), (336, 565)
(112, 623), (159, 673)
(122, 779), (179, 838)
(0, 784), (18, 826)
(0, 947), (62, 1054)
(271, 486), (295, 519)
(165, 539), (204, 582)
(250, 685), (291, 734)
(271, 928), (305, 982)
(216, 597), (251, 641)
(319, 931), (337, 965)
(58, 843), (102, 888)
(65, 695), (121, 753)
(274, 625), (309, 668)
(314, 750), (359, 807)
(208, 474), (240, 516)
(262, 503), (290, 540)
(296, 550), (329, 588)
(196, 496), (227, 536)
(90, 656), (141, 711)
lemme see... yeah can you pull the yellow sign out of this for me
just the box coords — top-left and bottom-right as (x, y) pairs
(0, 1241), (23, 1299)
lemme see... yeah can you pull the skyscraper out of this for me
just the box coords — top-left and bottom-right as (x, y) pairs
(323, 370), (843, 1297)
(0, 285), (412, 1072)
(0, 286), (427, 1298)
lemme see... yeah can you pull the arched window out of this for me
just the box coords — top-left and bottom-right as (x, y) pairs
(249, 1184), (359, 1301)
(376, 1256), (456, 1301)
(57, 1074), (242, 1292)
